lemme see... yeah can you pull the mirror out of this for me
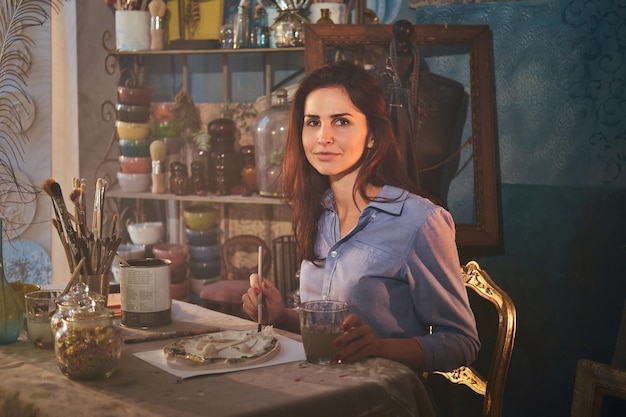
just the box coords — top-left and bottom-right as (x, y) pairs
(304, 24), (501, 250)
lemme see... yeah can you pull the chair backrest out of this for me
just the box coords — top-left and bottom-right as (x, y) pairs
(221, 235), (271, 281)
(435, 260), (517, 417)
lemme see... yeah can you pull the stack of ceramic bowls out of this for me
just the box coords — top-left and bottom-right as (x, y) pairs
(152, 243), (189, 301)
(184, 204), (222, 299)
(116, 84), (153, 192)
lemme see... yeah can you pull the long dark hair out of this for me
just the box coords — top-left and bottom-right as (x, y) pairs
(281, 60), (418, 261)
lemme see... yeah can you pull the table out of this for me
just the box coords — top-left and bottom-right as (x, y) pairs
(0, 300), (435, 417)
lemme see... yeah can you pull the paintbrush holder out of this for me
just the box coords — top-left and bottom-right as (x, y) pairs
(116, 11), (150, 51)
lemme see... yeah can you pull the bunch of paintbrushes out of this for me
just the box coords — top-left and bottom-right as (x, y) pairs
(43, 177), (122, 277)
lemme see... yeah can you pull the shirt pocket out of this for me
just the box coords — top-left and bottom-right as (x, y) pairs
(343, 239), (405, 282)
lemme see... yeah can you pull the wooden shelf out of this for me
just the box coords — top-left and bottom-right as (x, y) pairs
(107, 188), (287, 206)
(114, 47), (305, 56)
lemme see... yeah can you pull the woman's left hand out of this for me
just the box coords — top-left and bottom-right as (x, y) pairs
(333, 314), (384, 363)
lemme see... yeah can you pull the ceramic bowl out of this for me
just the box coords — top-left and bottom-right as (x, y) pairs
(116, 120), (151, 141)
(189, 259), (222, 279)
(188, 243), (221, 263)
(119, 155), (152, 174)
(117, 171), (151, 193)
(117, 85), (153, 105)
(152, 120), (182, 138)
(189, 276), (221, 296)
(118, 139), (151, 157)
(183, 204), (218, 231)
(185, 227), (221, 246)
(116, 103), (151, 123)
(115, 243), (145, 262)
(151, 102), (176, 121)
(170, 264), (189, 284)
(171, 280), (190, 301)
(127, 221), (163, 246)
(152, 243), (189, 268)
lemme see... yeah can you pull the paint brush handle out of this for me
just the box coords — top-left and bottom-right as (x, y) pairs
(257, 245), (263, 332)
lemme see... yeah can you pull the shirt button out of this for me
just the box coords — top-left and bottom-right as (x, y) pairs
(330, 251), (337, 257)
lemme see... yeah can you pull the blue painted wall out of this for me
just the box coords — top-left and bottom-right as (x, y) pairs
(408, 1), (625, 416)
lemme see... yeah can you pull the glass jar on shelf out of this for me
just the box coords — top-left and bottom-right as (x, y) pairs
(170, 162), (189, 196)
(54, 285), (121, 380)
(253, 89), (289, 197)
(190, 161), (207, 196)
(208, 118), (240, 196)
(271, 9), (309, 47)
(239, 145), (257, 195)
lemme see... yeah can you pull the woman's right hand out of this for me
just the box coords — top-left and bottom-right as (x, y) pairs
(242, 273), (287, 325)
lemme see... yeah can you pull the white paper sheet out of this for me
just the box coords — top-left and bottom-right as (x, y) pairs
(134, 334), (307, 379)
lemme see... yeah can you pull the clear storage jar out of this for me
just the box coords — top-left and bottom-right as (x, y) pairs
(253, 89), (289, 197)
(54, 286), (121, 380)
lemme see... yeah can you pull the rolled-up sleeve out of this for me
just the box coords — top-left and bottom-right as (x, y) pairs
(409, 207), (481, 372)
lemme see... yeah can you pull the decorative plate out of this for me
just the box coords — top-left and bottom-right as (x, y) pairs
(0, 167), (37, 239)
(164, 327), (280, 369)
(2, 239), (52, 285)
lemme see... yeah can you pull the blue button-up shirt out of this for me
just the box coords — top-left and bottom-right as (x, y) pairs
(300, 185), (480, 371)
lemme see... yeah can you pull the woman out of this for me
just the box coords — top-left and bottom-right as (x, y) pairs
(242, 60), (479, 372)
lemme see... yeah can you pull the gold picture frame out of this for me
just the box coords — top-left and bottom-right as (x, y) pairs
(304, 24), (501, 250)
(571, 359), (626, 417)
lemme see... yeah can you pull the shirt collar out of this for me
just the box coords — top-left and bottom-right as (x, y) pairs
(321, 185), (408, 215)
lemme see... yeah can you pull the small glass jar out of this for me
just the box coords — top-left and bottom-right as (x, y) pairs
(54, 287), (121, 380)
(239, 145), (257, 194)
(190, 161), (207, 196)
(170, 162), (189, 196)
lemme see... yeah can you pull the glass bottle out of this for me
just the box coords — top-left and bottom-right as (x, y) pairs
(250, 6), (270, 48)
(208, 118), (240, 196)
(0, 219), (24, 344)
(54, 287), (121, 380)
(239, 145), (257, 195)
(190, 161), (207, 196)
(233, 4), (249, 49)
(316, 9), (334, 25)
(170, 162), (189, 196)
(253, 89), (289, 197)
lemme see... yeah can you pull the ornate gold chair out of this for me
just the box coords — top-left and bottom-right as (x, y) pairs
(434, 260), (517, 417)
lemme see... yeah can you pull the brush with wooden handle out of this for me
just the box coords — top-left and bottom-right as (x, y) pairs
(150, 139), (167, 194)
(43, 178), (81, 270)
(149, 0), (167, 51)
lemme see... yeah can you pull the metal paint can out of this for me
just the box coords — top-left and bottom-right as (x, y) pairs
(120, 258), (172, 328)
